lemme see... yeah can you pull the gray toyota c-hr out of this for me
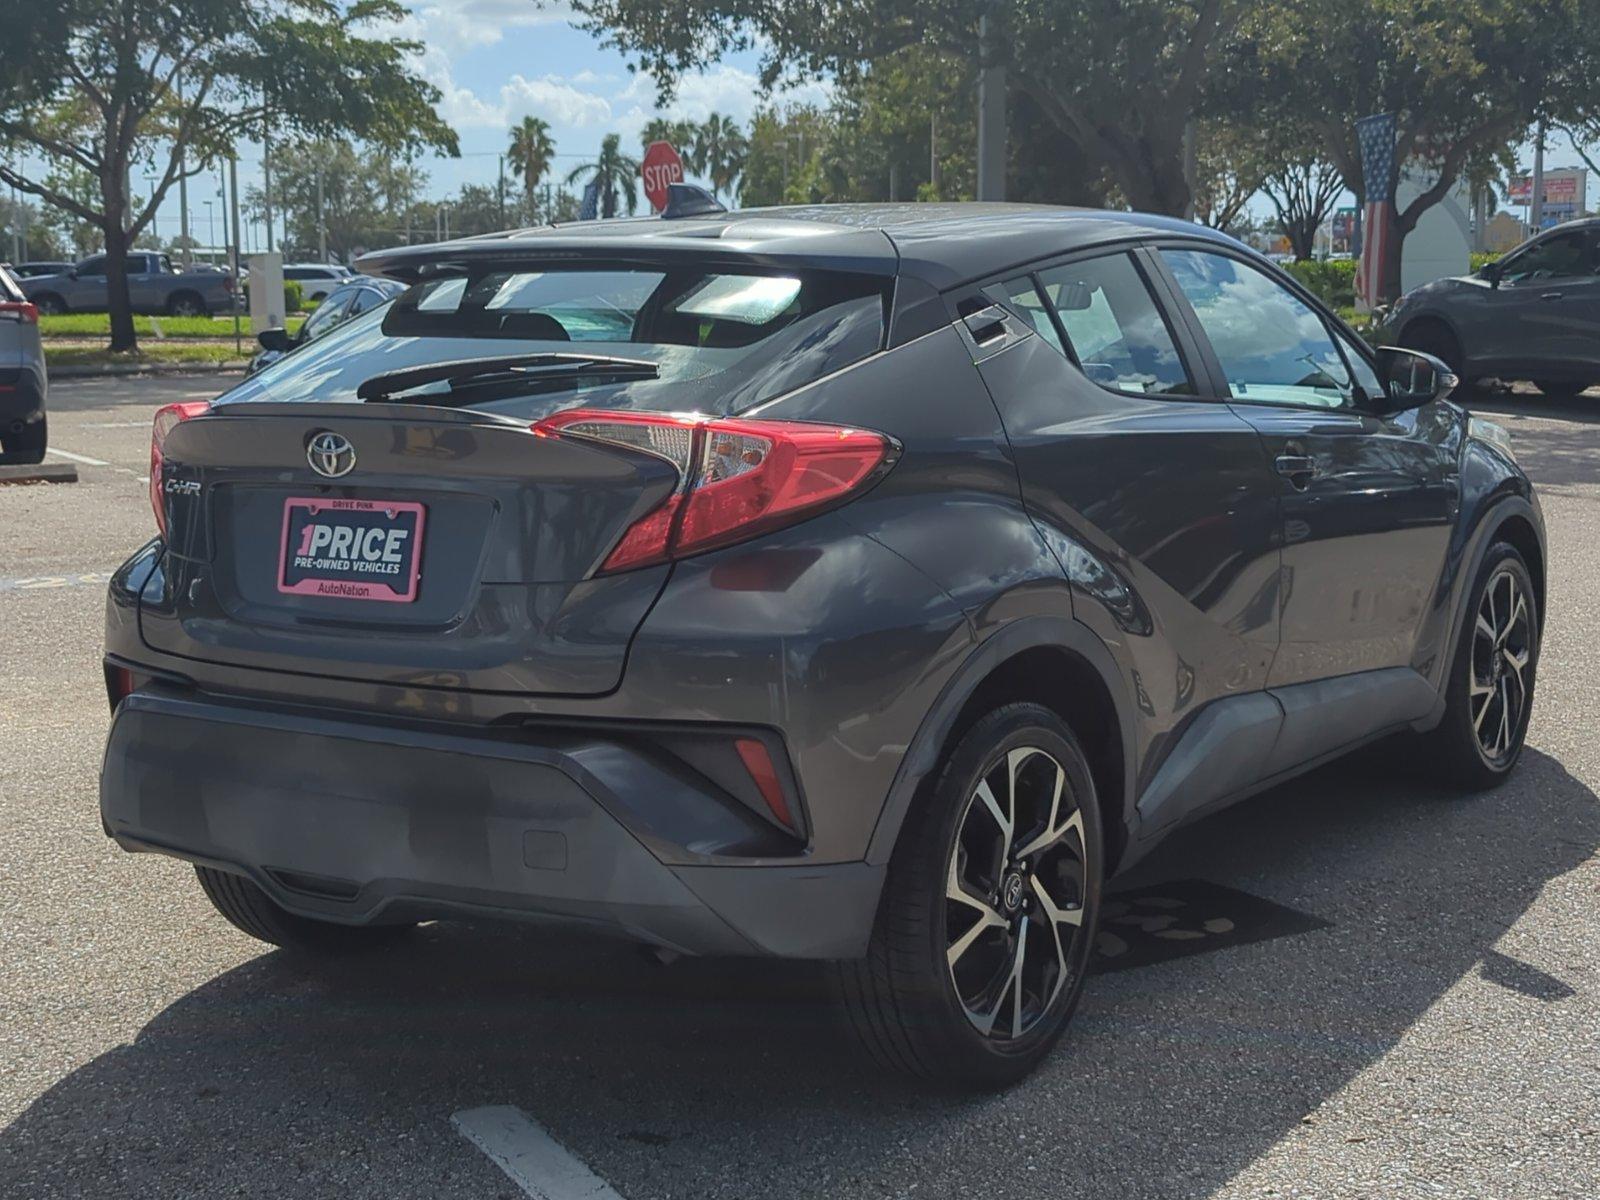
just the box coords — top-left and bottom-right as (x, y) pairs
(101, 200), (1545, 1088)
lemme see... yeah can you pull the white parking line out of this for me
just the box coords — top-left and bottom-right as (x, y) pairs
(451, 1106), (625, 1200)
(45, 447), (111, 466)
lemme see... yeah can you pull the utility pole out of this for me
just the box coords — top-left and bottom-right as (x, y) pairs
(1182, 119), (1198, 221)
(498, 155), (507, 228)
(229, 156), (243, 355)
(930, 112), (941, 198)
(177, 77), (191, 268)
(262, 97), (275, 253)
(976, 6), (1006, 202)
(315, 166), (326, 261)
(1530, 119), (1546, 233)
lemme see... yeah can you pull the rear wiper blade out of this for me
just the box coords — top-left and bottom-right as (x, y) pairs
(356, 353), (659, 401)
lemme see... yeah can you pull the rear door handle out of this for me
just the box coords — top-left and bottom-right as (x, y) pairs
(1274, 454), (1318, 487)
(1540, 291), (1564, 301)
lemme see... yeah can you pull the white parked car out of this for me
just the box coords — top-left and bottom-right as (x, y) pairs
(282, 263), (353, 304)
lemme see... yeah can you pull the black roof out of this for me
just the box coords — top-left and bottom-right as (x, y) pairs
(356, 203), (1244, 291)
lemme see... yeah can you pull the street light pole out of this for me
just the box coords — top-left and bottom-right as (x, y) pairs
(316, 166), (326, 261)
(1531, 119), (1546, 233)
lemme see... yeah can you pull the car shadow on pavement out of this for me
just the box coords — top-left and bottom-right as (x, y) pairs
(3, 747), (1596, 1199)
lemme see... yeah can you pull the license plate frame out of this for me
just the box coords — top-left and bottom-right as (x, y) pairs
(276, 496), (426, 603)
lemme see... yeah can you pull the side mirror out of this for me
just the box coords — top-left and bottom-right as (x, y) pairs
(256, 327), (292, 353)
(1375, 346), (1458, 412)
(1479, 260), (1502, 287)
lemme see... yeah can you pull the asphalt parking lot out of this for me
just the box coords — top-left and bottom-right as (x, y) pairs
(2, 374), (1598, 1199)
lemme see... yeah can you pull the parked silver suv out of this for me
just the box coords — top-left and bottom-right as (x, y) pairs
(0, 264), (48, 464)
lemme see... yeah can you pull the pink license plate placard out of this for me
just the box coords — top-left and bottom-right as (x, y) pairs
(277, 497), (426, 603)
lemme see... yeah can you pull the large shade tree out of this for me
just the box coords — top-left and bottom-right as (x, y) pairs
(1231, 0), (1600, 302)
(0, 0), (457, 351)
(244, 139), (428, 259)
(567, 0), (1247, 217)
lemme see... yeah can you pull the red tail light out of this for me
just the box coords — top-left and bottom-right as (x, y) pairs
(533, 410), (895, 572)
(149, 401), (212, 537)
(0, 301), (38, 324)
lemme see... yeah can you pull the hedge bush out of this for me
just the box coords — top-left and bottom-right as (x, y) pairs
(1282, 258), (1357, 308)
(241, 278), (306, 314)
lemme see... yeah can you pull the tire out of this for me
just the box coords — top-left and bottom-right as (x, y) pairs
(31, 293), (65, 316)
(1534, 379), (1590, 399)
(1399, 318), (1465, 379)
(195, 865), (413, 954)
(834, 703), (1104, 1089)
(0, 415), (46, 466)
(1421, 542), (1540, 791)
(166, 291), (207, 317)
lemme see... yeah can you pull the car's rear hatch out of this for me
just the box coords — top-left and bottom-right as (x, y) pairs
(139, 402), (677, 695)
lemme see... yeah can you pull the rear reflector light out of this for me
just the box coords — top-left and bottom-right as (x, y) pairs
(734, 736), (796, 832)
(533, 409), (894, 572)
(149, 401), (212, 537)
(0, 301), (38, 324)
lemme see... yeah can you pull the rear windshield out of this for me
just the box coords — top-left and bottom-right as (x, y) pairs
(218, 264), (889, 417)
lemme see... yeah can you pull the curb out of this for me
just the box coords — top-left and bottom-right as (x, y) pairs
(0, 462), (78, 485)
(48, 362), (248, 379)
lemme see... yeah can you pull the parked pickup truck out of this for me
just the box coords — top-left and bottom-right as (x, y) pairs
(19, 252), (235, 317)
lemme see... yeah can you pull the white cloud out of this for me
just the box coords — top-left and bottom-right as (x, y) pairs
(611, 66), (833, 143)
(410, 0), (575, 55)
(498, 74), (614, 128)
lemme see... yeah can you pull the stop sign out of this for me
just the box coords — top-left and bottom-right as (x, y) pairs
(641, 141), (686, 213)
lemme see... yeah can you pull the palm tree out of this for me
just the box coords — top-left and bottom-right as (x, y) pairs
(640, 118), (696, 157)
(507, 116), (555, 217)
(691, 113), (749, 200)
(565, 133), (640, 218)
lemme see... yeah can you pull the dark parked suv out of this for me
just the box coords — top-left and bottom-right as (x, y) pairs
(1383, 216), (1600, 397)
(100, 203), (1544, 1087)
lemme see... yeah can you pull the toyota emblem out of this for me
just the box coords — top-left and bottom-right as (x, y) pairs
(306, 431), (356, 478)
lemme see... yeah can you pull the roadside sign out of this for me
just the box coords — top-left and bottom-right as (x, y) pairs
(641, 141), (685, 213)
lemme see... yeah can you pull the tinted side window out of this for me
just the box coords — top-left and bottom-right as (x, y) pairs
(984, 276), (1067, 356)
(300, 290), (357, 340)
(1037, 254), (1192, 396)
(78, 256), (107, 276)
(1501, 231), (1596, 282)
(1161, 248), (1353, 409)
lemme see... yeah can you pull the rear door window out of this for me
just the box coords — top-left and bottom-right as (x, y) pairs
(984, 276), (1068, 356)
(1036, 254), (1193, 395)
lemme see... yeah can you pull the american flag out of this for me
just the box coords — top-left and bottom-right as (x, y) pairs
(1356, 112), (1396, 311)
(579, 178), (601, 221)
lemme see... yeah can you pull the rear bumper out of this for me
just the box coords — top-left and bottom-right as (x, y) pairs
(100, 688), (883, 958)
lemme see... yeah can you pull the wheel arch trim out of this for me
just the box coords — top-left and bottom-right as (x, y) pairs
(1438, 492), (1546, 694)
(863, 615), (1135, 869)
